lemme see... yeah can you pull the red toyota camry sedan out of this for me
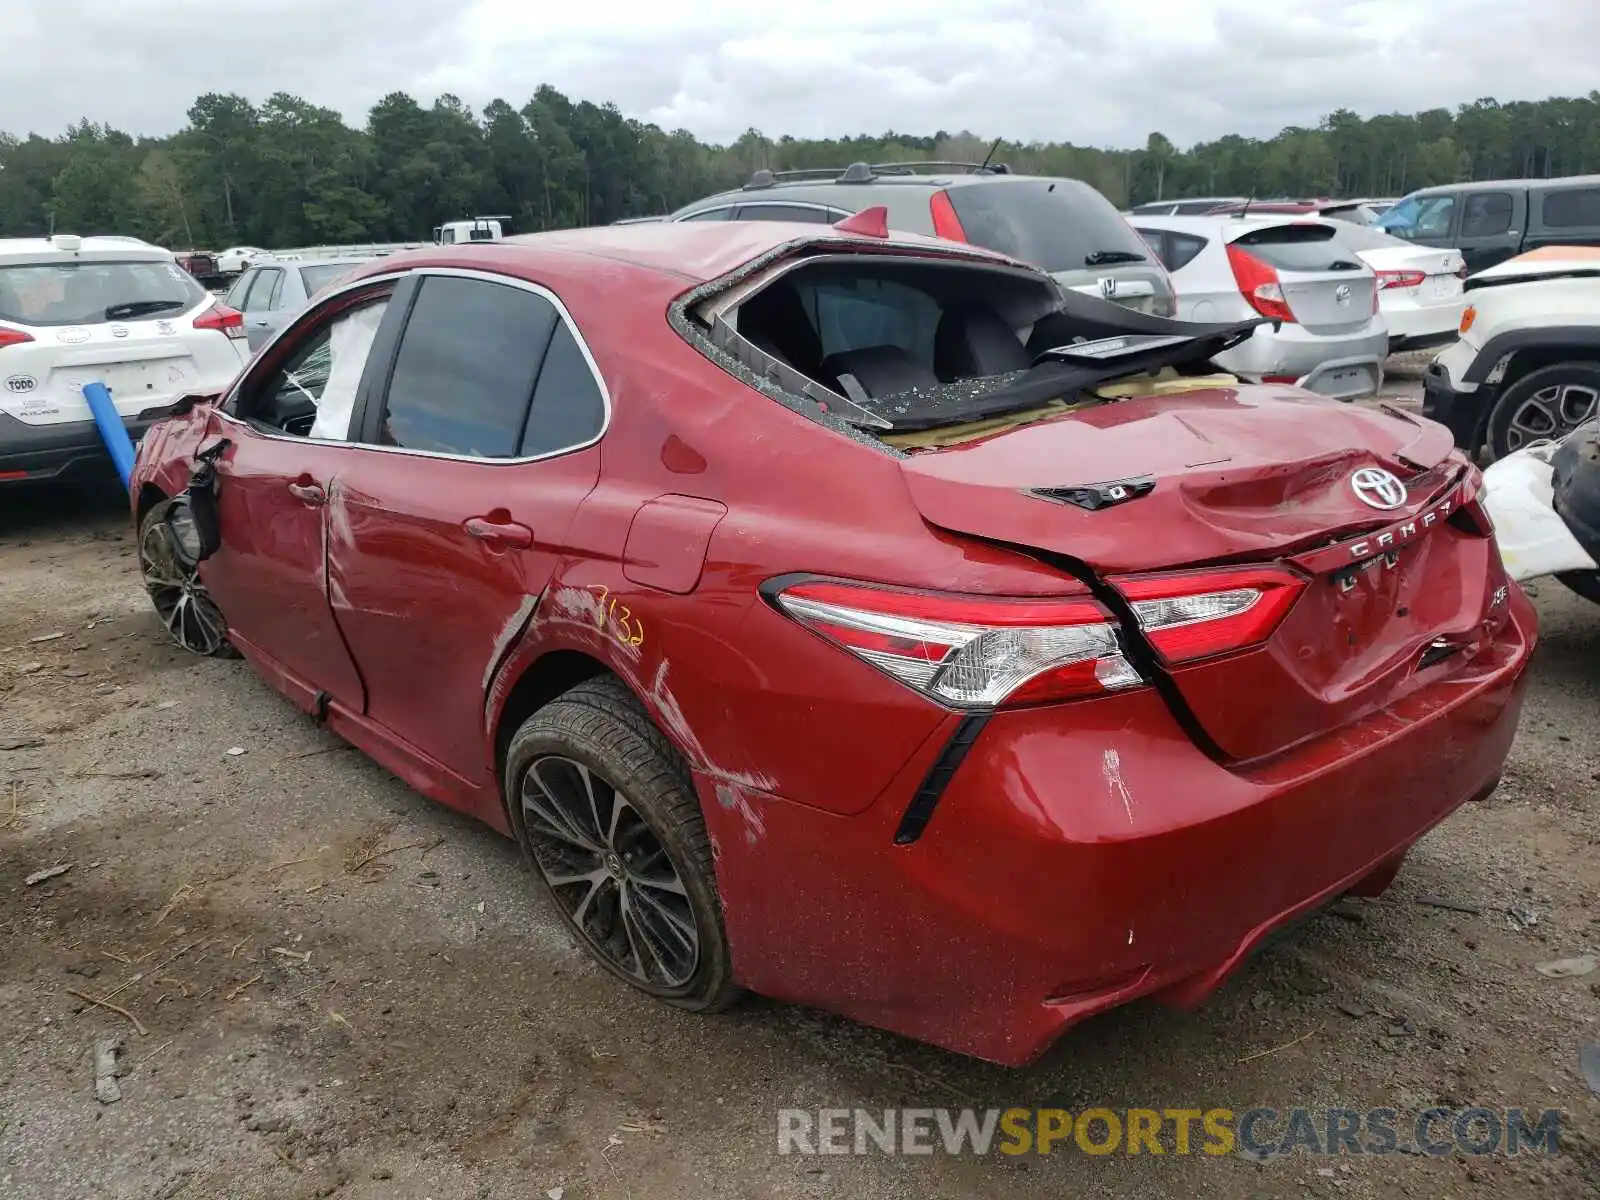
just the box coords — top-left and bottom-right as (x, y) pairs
(129, 216), (1536, 1066)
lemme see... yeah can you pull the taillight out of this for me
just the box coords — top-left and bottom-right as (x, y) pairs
(772, 580), (1138, 708)
(194, 302), (246, 340)
(771, 567), (1308, 707)
(1225, 244), (1295, 322)
(929, 190), (968, 243)
(1114, 567), (1306, 664)
(0, 327), (34, 350)
(1376, 269), (1426, 291)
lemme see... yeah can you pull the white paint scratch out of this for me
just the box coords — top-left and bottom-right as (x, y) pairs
(482, 594), (540, 691)
(1103, 749), (1136, 825)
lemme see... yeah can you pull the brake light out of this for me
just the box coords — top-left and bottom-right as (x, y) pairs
(773, 580), (1139, 707)
(194, 302), (245, 340)
(1225, 244), (1295, 322)
(1115, 567), (1306, 664)
(0, 327), (34, 350)
(1376, 269), (1426, 291)
(929, 190), (968, 243)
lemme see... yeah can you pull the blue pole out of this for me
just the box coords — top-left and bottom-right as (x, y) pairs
(82, 380), (135, 487)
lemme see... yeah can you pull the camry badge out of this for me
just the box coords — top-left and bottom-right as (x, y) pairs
(1351, 467), (1408, 511)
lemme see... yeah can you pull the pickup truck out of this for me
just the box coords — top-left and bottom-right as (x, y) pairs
(1378, 175), (1600, 274)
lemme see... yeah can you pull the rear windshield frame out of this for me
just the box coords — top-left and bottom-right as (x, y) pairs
(0, 257), (207, 328)
(947, 179), (1153, 275)
(1230, 224), (1365, 273)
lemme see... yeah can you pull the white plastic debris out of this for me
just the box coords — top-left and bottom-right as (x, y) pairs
(225, 747), (247, 757)
(1536, 955), (1597, 979)
(25, 864), (72, 886)
(29, 632), (66, 644)
(1481, 442), (1600, 582)
(547, 1190), (565, 1200)
(94, 1036), (123, 1104)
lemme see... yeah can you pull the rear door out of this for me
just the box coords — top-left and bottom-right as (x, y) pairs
(327, 270), (606, 784)
(945, 179), (1176, 315)
(241, 267), (286, 351)
(1228, 223), (1376, 334)
(0, 255), (240, 431)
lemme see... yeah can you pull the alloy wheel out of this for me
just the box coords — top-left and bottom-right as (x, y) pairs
(139, 516), (230, 655)
(520, 755), (700, 988)
(1505, 381), (1599, 452)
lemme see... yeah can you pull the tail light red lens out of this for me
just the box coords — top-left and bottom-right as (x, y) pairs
(1376, 269), (1427, 291)
(1114, 566), (1306, 664)
(194, 302), (246, 340)
(772, 567), (1308, 707)
(0, 327), (35, 350)
(929, 190), (968, 243)
(1225, 244), (1295, 322)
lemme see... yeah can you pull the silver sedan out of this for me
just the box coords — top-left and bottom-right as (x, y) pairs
(222, 257), (376, 351)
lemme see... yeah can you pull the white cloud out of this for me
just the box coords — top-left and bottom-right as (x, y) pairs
(4, 0), (1600, 149)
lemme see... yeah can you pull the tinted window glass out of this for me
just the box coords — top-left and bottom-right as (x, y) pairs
(735, 204), (833, 224)
(520, 321), (606, 456)
(1461, 193), (1514, 237)
(680, 207), (733, 221)
(242, 269), (281, 313)
(1378, 194), (1455, 238)
(378, 276), (557, 457)
(948, 180), (1152, 273)
(1540, 187), (1600, 229)
(1167, 232), (1208, 271)
(0, 258), (205, 327)
(223, 271), (254, 309)
(1231, 225), (1363, 272)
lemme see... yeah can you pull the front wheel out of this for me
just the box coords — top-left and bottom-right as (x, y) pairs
(138, 498), (239, 657)
(505, 677), (741, 1013)
(1487, 362), (1600, 460)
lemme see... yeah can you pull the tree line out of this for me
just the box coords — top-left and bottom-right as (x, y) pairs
(3, 87), (1599, 250)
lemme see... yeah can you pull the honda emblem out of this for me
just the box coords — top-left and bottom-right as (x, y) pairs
(1098, 276), (1117, 299)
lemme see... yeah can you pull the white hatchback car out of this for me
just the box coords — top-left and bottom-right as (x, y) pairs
(0, 234), (250, 483)
(1130, 214), (1388, 399)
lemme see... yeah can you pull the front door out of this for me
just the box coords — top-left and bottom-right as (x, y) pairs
(325, 271), (608, 785)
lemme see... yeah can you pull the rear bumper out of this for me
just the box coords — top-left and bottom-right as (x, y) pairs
(1214, 322), (1389, 398)
(702, 590), (1537, 1065)
(0, 413), (156, 483)
(1421, 360), (1495, 453)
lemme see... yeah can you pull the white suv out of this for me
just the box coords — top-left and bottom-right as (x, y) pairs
(0, 235), (250, 483)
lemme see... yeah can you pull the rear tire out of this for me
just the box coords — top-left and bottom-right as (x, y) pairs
(505, 677), (742, 1014)
(137, 499), (239, 658)
(1487, 362), (1600, 460)
(1555, 570), (1600, 606)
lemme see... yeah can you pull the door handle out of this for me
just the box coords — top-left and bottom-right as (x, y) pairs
(287, 480), (326, 505)
(464, 516), (533, 548)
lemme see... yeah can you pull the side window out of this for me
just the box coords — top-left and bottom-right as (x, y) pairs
(1462, 193), (1514, 237)
(520, 321), (606, 456)
(373, 276), (558, 458)
(224, 271), (254, 309)
(680, 207), (733, 221)
(733, 204), (834, 224)
(1166, 233), (1208, 271)
(1540, 187), (1600, 229)
(242, 269), (281, 313)
(241, 296), (391, 439)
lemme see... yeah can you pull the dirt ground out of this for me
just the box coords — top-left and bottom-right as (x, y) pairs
(2, 368), (1597, 1200)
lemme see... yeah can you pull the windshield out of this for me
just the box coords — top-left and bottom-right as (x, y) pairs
(948, 180), (1152, 274)
(0, 259), (206, 327)
(299, 263), (365, 296)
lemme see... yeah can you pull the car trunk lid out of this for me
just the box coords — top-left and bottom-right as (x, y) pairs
(896, 386), (1507, 761)
(1229, 223), (1376, 334)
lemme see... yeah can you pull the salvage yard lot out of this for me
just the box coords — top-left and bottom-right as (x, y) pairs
(2, 374), (1598, 1200)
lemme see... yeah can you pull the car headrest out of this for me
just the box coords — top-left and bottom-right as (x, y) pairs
(819, 345), (940, 400)
(934, 301), (1032, 380)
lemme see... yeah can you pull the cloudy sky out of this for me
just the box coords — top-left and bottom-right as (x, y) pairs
(6, 0), (1600, 148)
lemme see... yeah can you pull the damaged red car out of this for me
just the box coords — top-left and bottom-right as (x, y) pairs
(129, 215), (1536, 1066)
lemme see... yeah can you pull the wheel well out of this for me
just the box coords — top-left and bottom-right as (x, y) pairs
(492, 649), (613, 788)
(1497, 345), (1600, 393)
(135, 483), (168, 528)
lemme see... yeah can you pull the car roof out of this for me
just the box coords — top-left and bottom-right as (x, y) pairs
(474, 219), (1021, 285)
(684, 165), (1091, 212)
(0, 236), (173, 265)
(1404, 175), (1600, 198)
(1126, 213), (1325, 240)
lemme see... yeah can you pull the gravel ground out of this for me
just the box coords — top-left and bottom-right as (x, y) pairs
(1, 372), (1597, 1200)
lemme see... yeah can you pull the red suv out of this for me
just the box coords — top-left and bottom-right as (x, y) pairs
(130, 217), (1536, 1065)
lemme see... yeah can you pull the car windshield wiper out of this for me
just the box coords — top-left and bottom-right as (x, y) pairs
(1083, 250), (1146, 266)
(104, 299), (188, 321)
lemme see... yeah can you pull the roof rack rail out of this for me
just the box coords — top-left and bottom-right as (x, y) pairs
(742, 159), (1010, 190)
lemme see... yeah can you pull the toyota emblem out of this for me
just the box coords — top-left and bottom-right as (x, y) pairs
(1350, 467), (1408, 511)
